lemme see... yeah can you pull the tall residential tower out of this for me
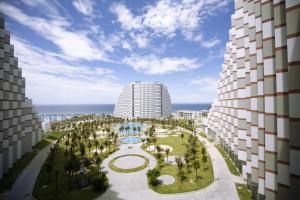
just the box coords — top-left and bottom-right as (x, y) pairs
(0, 17), (43, 179)
(114, 82), (171, 119)
(206, 0), (300, 199)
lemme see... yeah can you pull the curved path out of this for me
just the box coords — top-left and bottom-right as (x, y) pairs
(97, 134), (244, 200)
(1, 143), (54, 200)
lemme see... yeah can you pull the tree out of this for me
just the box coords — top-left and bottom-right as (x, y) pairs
(137, 126), (141, 135)
(87, 141), (92, 155)
(202, 154), (207, 169)
(193, 160), (200, 179)
(184, 153), (190, 167)
(79, 143), (85, 157)
(165, 148), (170, 162)
(180, 132), (184, 144)
(45, 161), (53, 184)
(99, 144), (104, 155)
(94, 140), (99, 153)
(133, 126), (137, 134)
(95, 156), (102, 173)
(65, 140), (70, 152)
(175, 157), (184, 175)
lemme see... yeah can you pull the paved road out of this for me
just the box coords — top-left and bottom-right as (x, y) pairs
(2, 143), (53, 200)
(97, 134), (244, 200)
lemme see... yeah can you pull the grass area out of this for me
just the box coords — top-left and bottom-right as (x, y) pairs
(236, 183), (251, 200)
(46, 131), (63, 141)
(34, 139), (52, 151)
(109, 154), (149, 173)
(199, 131), (207, 138)
(0, 138), (53, 192)
(215, 144), (240, 176)
(143, 133), (214, 194)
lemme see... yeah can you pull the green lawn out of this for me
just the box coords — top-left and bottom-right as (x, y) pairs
(236, 183), (251, 200)
(199, 131), (207, 138)
(109, 154), (149, 173)
(46, 131), (63, 141)
(215, 144), (240, 176)
(143, 133), (214, 194)
(0, 138), (53, 192)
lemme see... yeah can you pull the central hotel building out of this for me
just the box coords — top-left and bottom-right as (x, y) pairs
(206, 0), (300, 199)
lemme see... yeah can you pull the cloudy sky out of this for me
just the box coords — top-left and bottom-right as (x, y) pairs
(0, 0), (234, 104)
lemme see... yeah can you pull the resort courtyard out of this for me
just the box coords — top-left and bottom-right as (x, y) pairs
(1, 116), (248, 200)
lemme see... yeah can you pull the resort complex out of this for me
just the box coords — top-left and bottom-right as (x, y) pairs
(206, 0), (300, 199)
(114, 81), (171, 119)
(0, 0), (299, 199)
(0, 18), (43, 180)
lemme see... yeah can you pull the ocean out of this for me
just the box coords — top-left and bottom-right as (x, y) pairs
(35, 104), (211, 116)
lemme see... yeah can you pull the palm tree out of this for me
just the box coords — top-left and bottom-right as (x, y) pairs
(95, 156), (102, 173)
(79, 143), (85, 157)
(45, 161), (53, 184)
(165, 148), (170, 161)
(184, 153), (190, 167)
(87, 141), (92, 155)
(99, 144), (104, 155)
(65, 140), (70, 152)
(133, 126), (137, 135)
(202, 154), (207, 169)
(137, 126), (141, 135)
(180, 132), (184, 144)
(94, 140), (99, 153)
(175, 157), (184, 175)
(193, 160), (200, 179)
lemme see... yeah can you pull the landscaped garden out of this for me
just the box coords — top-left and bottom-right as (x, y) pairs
(109, 154), (149, 173)
(142, 125), (214, 194)
(33, 115), (122, 200)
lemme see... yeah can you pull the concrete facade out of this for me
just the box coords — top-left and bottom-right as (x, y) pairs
(0, 17), (43, 180)
(206, 0), (300, 199)
(114, 82), (171, 119)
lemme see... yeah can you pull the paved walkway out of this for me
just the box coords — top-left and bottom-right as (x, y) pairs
(97, 134), (244, 200)
(2, 143), (54, 200)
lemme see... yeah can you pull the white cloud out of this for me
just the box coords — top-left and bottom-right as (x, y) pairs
(72, 0), (95, 16)
(190, 77), (218, 92)
(0, 2), (107, 61)
(184, 76), (219, 103)
(11, 36), (122, 104)
(110, 0), (230, 39)
(122, 55), (201, 75)
(109, 3), (142, 30)
(200, 37), (221, 48)
(133, 34), (149, 48)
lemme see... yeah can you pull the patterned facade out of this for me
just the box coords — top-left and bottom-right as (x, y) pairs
(206, 0), (300, 199)
(0, 17), (43, 179)
(114, 82), (171, 119)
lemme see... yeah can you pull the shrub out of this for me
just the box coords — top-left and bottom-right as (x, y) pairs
(147, 168), (160, 186)
(92, 173), (108, 192)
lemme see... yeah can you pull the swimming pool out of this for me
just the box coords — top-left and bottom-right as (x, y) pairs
(113, 122), (150, 135)
(121, 137), (142, 144)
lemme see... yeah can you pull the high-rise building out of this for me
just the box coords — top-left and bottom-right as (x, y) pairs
(206, 0), (300, 199)
(114, 81), (171, 119)
(0, 17), (43, 179)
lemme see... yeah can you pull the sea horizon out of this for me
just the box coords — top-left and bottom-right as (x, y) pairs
(35, 103), (211, 116)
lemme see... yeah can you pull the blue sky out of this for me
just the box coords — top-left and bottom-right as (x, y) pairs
(0, 0), (234, 104)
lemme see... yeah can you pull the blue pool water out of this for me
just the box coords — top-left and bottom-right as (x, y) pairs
(113, 122), (150, 135)
(121, 137), (142, 144)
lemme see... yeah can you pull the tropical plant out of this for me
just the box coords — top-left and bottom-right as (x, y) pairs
(193, 160), (200, 179)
